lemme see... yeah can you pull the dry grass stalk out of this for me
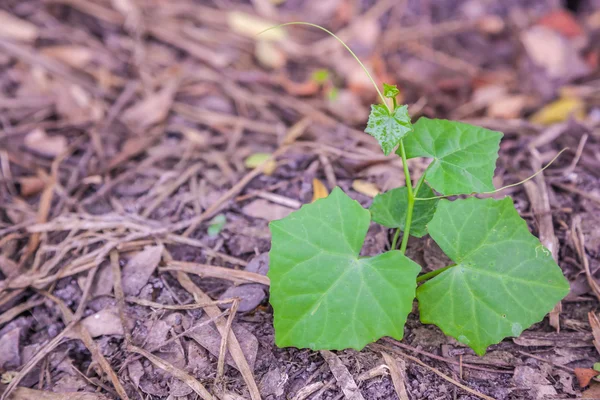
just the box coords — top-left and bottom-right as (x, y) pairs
(162, 261), (270, 286)
(175, 272), (262, 400)
(381, 352), (410, 400)
(217, 298), (240, 382)
(319, 350), (365, 400)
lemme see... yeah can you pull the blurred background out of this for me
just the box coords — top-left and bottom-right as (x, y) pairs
(1, 0), (600, 399)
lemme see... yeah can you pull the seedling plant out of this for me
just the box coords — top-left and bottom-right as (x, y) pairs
(265, 23), (569, 355)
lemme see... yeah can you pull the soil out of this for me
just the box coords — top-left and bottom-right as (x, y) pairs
(1, 0), (600, 399)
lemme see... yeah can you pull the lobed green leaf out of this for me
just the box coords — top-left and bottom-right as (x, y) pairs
(365, 104), (412, 156)
(401, 118), (502, 195)
(370, 184), (438, 238)
(383, 83), (400, 98)
(417, 197), (570, 355)
(268, 187), (421, 350)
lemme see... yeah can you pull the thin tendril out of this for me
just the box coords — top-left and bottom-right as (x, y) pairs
(414, 147), (568, 201)
(257, 22), (390, 111)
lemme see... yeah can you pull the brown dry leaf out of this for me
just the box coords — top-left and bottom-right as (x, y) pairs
(187, 317), (258, 371)
(0, 10), (38, 42)
(41, 46), (94, 69)
(16, 176), (45, 197)
(472, 84), (507, 107)
(521, 26), (589, 79)
(352, 180), (380, 197)
(227, 11), (284, 41)
(122, 80), (179, 130)
(242, 199), (293, 221)
(24, 128), (68, 158)
(487, 95), (528, 119)
(575, 368), (599, 388)
(312, 178), (329, 202)
(255, 40), (286, 69)
(0, 255), (19, 279)
(54, 83), (103, 124)
(538, 9), (584, 38)
(529, 96), (585, 125)
(121, 244), (164, 296)
(0, 328), (21, 369)
(80, 308), (124, 337)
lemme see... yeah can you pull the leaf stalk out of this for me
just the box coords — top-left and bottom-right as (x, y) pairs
(398, 140), (413, 254)
(416, 264), (455, 283)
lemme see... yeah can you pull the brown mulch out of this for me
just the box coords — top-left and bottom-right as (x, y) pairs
(1, 0), (600, 399)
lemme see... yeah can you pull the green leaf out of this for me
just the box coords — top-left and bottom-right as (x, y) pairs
(207, 214), (226, 237)
(383, 83), (400, 98)
(365, 104), (412, 156)
(401, 118), (502, 195)
(312, 69), (330, 84)
(417, 197), (570, 355)
(268, 187), (421, 350)
(370, 184), (438, 238)
(594, 363), (600, 373)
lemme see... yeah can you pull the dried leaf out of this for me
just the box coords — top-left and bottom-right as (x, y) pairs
(80, 308), (124, 337)
(41, 46), (94, 69)
(0, 10), (38, 42)
(575, 368), (599, 388)
(24, 128), (68, 157)
(16, 176), (45, 197)
(122, 80), (179, 130)
(352, 180), (380, 197)
(521, 26), (589, 79)
(121, 245), (164, 296)
(242, 199), (293, 221)
(487, 95), (528, 119)
(255, 40), (286, 69)
(227, 11), (284, 41)
(312, 178), (329, 202)
(538, 10), (584, 38)
(187, 319), (258, 371)
(0, 328), (21, 369)
(530, 97), (585, 125)
(245, 153), (276, 175)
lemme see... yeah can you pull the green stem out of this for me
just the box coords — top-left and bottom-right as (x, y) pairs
(391, 228), (401, 250)
(398, 141), (413, 254)
(392, 96), (398, 109)
(416, 264), (456, 283)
